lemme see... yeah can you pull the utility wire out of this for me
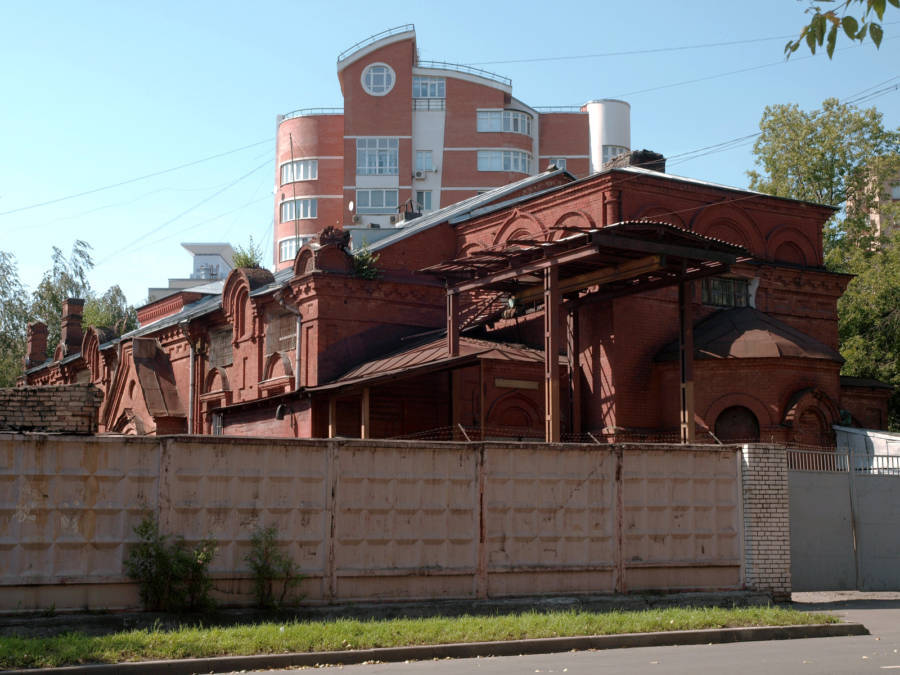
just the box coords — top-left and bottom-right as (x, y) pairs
(0, 138), (273, 218)
(96, 157), (272, 266)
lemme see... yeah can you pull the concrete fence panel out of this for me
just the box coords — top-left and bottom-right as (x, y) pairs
(0, 434), (790, 611)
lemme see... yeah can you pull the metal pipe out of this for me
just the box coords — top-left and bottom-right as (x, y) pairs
(178, 320), (194, 434)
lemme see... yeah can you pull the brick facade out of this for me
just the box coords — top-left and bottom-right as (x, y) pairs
(0, 384), (102, 434)
(740, 444), (791, 600)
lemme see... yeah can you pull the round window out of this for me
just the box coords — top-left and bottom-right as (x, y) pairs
(361, 63), (395, 96)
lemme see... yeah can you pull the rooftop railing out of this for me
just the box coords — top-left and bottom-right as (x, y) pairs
(337, 24), (415, 63)
(278, 107), (344, 122)
(417, 60), (512, 88)
(533, 106), (586, 113)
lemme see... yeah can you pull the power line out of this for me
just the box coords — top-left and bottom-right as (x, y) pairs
(467, 33), (796, 66)
(0, 138), (273, 218)
(96, 156), (272, 266)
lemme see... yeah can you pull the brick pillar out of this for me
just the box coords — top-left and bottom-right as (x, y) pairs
(24, 321), (48, 368)
(60, 298), (85, 355)
(741, 443), (791, 600)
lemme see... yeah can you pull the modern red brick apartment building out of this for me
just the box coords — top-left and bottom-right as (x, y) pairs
(21, 152), (892, 444)
(272, 24), (630, 269)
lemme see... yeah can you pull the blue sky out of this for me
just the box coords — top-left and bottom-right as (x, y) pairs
(1, 0), (898, 306)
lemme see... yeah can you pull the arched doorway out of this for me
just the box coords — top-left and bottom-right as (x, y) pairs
(715, 405), (760, 443)
(795, 407), (830, 447)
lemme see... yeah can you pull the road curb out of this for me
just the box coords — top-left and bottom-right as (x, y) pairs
(3, 623), (869, 674)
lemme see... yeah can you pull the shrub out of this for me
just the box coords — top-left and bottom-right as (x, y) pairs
(124, 515), (217, 612)
(352, 243), (380, 280)
(245, 525), (304, 608)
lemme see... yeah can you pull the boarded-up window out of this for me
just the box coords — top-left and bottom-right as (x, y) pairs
(209, 327), (233, 367)
(265, 311), (297, 356)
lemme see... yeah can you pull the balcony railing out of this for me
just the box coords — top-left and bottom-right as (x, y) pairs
(416, 60), (512, 88)
(278, 107), (344, 123)
(412, 98), (446, 111)
(533, 106), (587, 113)
(337, 24), (415, 63)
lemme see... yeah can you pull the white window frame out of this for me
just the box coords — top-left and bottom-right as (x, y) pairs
(415, 190), (432, 212)
(356, 137), (399, 176)
(602, 145), (629, 164)
(477, 150), (532, 174)
(278, 235), (314, 263)
(279, 198), (317, 223)
(415, 150), (433, 172)
(476, 109), (533, 136)
(280, 158), (318, 185)
(412, 76), (445, 98)
(361, 62), (395, 96)
(545, 158), (566, 170)
(356, 188), (399, 214)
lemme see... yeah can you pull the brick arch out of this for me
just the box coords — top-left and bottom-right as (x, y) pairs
(293, 247), (315, 276)
(491, 209), (546, 246)
(632, 205), (685, 230)
(263, 351), (293, 380)
(204, 367), (230, 394)
(223, 267), (275, 341)
(690, 204), (765, 256)
(782, 387), (839, 429)
(81, 328), (101, 383)
(766, 225), (819, 267)
(486, 391), (542, 432)
(552, 209), (597, 236)
(703, 392), (773, 431)
(714, 405), (760, 443)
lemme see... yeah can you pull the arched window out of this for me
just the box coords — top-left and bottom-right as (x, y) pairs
(715, 405), (760, 443)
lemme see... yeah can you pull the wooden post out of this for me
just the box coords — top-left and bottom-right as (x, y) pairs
(679, 280), (696, 443)
(566, 307), (581, 438)
(447, 290), (459, 357)
(360, 387), (370, 439)
(328, 396), (337, 439)
(544, 266), (561, 442)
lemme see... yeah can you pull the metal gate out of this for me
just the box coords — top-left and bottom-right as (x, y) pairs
(789, 448), (900, 591)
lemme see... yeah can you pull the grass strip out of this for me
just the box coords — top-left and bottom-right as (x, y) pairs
(0, 606), (837, 669)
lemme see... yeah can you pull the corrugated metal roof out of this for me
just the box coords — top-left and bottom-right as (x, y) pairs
(311, 336), (551, 392)
(655, 307), (843, 363)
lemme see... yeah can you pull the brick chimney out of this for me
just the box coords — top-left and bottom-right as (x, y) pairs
(24, 321), (48, 368)
(61, 298), (85, 355)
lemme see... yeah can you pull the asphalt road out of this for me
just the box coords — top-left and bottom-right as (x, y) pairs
(234, 592), (900, 675)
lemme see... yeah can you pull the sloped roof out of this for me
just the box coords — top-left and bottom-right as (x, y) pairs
(840, 376), (894, 390)
(655, 307), (843, 363)
(311, 335), (553, 392)
(367, 167), (572, 253)
(132, 338), (185, 417)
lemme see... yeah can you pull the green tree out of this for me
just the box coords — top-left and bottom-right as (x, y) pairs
(29, 240), (94, 357)
(749, 98), (900, 429)
(837, 231), (900, 429)
(0, 251), (29, 387)
(83, 285), (138, 335)
(232, 236), (263, 268)
(786, 0), (898, 58)
(747, 98), (900, 255)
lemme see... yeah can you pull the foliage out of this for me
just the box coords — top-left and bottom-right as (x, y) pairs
(232, 236), (263, 269)
(124, 514), (217, 613)
(352, 242), (380, 280)
(245, 525), (304, 608)
(747, 98), (900, 256)
(0, 251), (28, 387)
(834, 231), (900, 429)
(29, 240), (94, 358)
(786, 0), (898, 58)
(83, 285), (138, 335)
(0, 606), (838, 669)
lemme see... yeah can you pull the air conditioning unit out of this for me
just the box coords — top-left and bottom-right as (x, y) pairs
(351, 214), (361, 224)
(414, 170), (426, 180)
(389, 215), (397, 224)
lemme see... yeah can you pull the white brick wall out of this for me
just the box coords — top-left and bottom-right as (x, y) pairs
(741, 444), (791, 600)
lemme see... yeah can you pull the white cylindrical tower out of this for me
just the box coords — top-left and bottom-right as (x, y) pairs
(585, 99), (631, 173)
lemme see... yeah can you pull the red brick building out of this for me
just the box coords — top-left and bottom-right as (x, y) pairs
(272, 25), (629, 269)
(21, 156), (892, 445)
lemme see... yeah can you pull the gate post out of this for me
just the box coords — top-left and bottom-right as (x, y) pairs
(740, 444), (791, 600)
